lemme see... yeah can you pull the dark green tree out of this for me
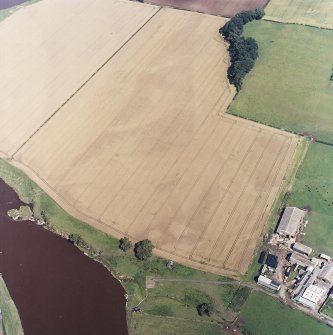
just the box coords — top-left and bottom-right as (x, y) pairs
(134, 239), (154, 260)
(119, 237), (132, 252)
(220, 8), (264, 91)
(197, 303), (213, 317)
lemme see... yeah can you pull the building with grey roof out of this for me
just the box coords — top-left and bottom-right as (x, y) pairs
(276, 207), (306, 238)
(292, 242), (313, 256)
(318, 263), (333, 285)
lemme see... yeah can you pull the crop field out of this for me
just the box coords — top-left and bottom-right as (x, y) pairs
(0, 0), (159, 157)
(229, 20), (333, 144)
(144, 0), (269, 18)
(265, 0), (333, 30)
(9, 5), (301, 276)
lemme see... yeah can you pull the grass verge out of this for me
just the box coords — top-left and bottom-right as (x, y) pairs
(0, 0), (40, 22)
(0, 275), (24, 335)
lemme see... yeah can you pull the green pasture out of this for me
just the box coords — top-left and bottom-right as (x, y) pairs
(241, 292), (333, 335)
(229, 20), (333, 144)
(287, 142), (333, 256)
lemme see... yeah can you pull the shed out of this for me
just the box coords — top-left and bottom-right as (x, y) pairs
(257, 275), (281, 291)
(319, 254), (332, 262)
(319, 263), (333, 284)
(258, 251), (266, 264)
(265, 254), (278, 269)
(276, 207), (306, 238)
(292, 242), (312, 256)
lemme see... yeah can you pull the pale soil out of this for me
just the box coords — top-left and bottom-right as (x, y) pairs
(0, 0), (159, 156)
(265, 0), (333, 30)
(2, 1), (300, 276)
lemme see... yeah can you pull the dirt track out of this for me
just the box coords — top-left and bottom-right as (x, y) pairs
(1, 0), (300, 276)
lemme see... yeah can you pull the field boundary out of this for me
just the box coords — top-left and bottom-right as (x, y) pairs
(10, 6), (162, 158)
(263, 17), (333, 32)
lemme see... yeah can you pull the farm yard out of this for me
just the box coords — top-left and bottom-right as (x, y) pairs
(229, 20), (333, 144)
(0, 0), (300, 277)
(265, 0), (333, 30)
(144, 0), (269, 18)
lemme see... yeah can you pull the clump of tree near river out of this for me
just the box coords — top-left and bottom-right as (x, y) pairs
(220, 8), (265, 91)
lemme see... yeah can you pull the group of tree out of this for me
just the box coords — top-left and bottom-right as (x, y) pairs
(220, 8), (265, 91)
(119, 237), (154, 260)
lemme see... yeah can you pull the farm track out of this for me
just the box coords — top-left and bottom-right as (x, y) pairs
(1, 0), (300, 276)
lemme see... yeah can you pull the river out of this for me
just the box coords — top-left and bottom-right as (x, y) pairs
(0, 178), (128, 335)
(0, 1), (31, 10)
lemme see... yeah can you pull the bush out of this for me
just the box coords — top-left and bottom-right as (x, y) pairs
(220, 9), (264, 91)
(197, 303), (213, 317)
(134, 239), (154, 260)
(119, 237), (132, 252)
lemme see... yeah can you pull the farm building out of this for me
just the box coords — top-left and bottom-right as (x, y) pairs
(276, 207), (306, 238)
(265, 254), (278, 270)
(296, 284), (327, 309)
(318, 263), (333, 285)
(320, 254), (332, 262)
(289, 252), (313, 268)
(257, 275), (281, 291)
(292, 242), (312, 256)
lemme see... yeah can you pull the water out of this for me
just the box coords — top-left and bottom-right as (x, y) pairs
(0, 1), (30, 10)
(0, 178), (127, 335)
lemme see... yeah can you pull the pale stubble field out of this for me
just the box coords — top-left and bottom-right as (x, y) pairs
(2, 0), (300, 276)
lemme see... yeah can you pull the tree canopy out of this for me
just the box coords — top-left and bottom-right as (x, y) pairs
(134, 239), (154, 260)
(119, 237), (133, 252)
(220, 9), (265, 91)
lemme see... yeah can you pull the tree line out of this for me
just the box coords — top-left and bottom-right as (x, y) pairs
(220, 8), (265, 91)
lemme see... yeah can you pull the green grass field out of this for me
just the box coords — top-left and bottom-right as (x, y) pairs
(241, 292), (333, 335)
(265, 0), (333, 30)
(0, 276), (24, 335)
(129, 314), (221, 335)
(229, 20), (333, 144)
(287, 142), (333, 257)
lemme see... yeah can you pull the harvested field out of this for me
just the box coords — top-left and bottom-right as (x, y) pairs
(0, 0), (159, 156)
(10, 6), (300, 276)
(145, 0), (270, 18)
(265, 0), (333, 30)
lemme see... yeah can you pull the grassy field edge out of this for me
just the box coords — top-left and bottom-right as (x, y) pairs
(0, 275), (24, 335)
